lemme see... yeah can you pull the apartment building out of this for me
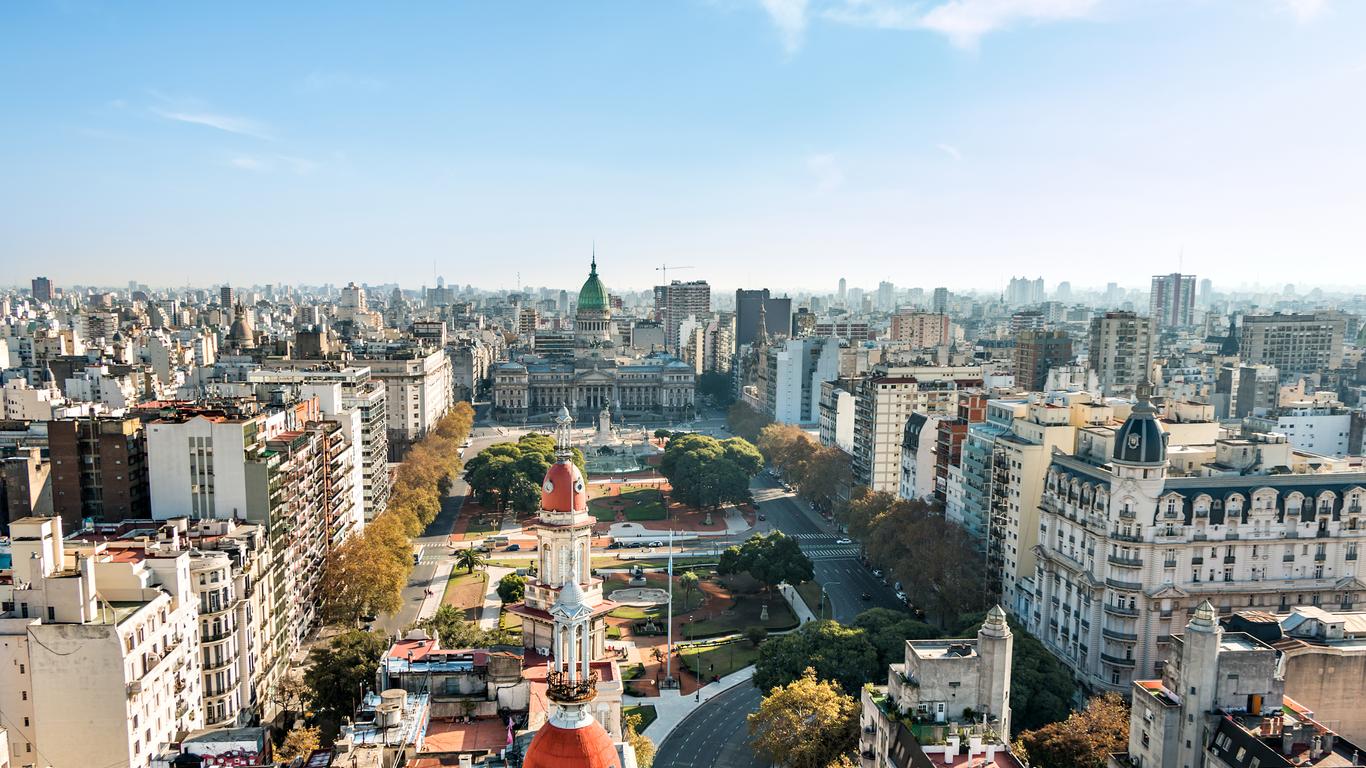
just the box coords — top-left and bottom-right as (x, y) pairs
(852, 366), (985, 493)
(1013, 329), (1073, 392)
(859, 607), (1018, 768)
(355, 346), (454, 456)
(1111, 603), (1366, 768)
(1240, 312), (1348, 377)
(898, 412), (940, 502)
(1150, 273), (1197, 329)
(760, 336), (841, 425)
(47, 415), (151, 527)
(0, 517), (203, 768)
(1245, 401), (1353, 459)
(653, 280), (710, 355)
(1088, 311), (1155, 396)
(888, 312), (950, 349)
(1031, 393), (1366, 694)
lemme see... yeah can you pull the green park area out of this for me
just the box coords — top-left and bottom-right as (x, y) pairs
(442, 570), (488, 621)
(680, 639), (760, 681)
(588, 484), (668, 523)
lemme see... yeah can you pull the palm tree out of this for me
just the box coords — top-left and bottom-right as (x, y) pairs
(455, 547), (488, 574)
(678, 570), (700, 611)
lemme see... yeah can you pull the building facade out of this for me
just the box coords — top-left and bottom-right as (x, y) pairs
(1088, 311), (1155, 396)
(1240, 312), (1348, 377)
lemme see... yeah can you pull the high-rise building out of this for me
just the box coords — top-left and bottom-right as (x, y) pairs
(876, 281), (894, 310)
(889, 311), (951, 348)
(932, 286), (949, 314)
(1240, 312), (1347, 376)
(838, 277), (847, 306)
(1198, 277), (1213, 305)
(220, 284), (233, 308)
(653, 279), (710, 354)
(1088, 311), (1155, 395)
(46, 415), (151, 528)
(758, 336), (841, 425)
(735, 289), (792, 347)
(30, 276), (52, 302)
(1150, 272), (1197, 329)
(1013, 329), (1073, 392)
(852, 365), (986, 492)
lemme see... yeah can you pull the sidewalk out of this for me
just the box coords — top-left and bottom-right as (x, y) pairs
(479, 565), (513, 630)
(778, 582), (818, 624)
(415, 557), (455, 623)
(641, 665), (755, 744)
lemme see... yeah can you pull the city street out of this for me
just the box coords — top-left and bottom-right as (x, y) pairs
(655, 683), (767, 768)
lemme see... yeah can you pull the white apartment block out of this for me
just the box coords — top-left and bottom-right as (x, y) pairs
(1088, 311), (1155, 396)
(1245, 402), (1353, 459)
(762, 336), (841, 425)
(853, 366), (985, 493)
(359, 348), (454, 451)
(1, 517), (203, 768)
(819, 379), (856, 453)
(1031, 395), (1366, 694)
(898, 412), (940, 502)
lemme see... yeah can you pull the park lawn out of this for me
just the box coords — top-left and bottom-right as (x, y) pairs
(443, 570), (488, 620)
(680, 641), (759, 681)
(608, 605), (652, 620)
(686, 592), (797, 638)
(795, 580), (823, 617)
(590, 554), (714, 570)
(588, 486), (668, 523)
(498, 608), (522, 635)
(622, 704), (657, 732)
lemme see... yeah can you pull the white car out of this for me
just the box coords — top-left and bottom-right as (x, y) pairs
(835, 537), (853, 545)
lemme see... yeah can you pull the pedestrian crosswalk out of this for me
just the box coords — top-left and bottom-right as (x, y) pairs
(802, 546), (860, 561)
(790, 533), (836, 541)
(415, 543), (448, 563)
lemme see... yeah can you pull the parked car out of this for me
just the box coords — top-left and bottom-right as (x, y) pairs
(607, 541), (624, 550)
(861, 592), (873, 601)
(506, 543), (521, 551)
(835, 537), (853, 545)
(895, 591), (908, 603)
(871, 568), (884, 578)
(648, 540), (664, 548)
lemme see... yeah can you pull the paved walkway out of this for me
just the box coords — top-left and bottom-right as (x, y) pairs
(479, 566), (513, 630)
(642, 665), (756, 744)
(777, 583), (818, 624)
(415, 557), (454, 623)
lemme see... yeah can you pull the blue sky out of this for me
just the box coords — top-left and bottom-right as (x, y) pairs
(3, 0), (1364, 293)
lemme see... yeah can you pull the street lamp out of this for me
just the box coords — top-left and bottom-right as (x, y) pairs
(819, 581), (841, 621)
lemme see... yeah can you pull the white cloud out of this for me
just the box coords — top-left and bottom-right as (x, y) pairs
(1280, 0), (1326, 22)
(228, 154), (317, 174)
(758, 0), (1098, 51)
(760, 0), (810, 53)
(806, 152), (845, 191)
(153, 107), (273, 140)
(936, 143), (962, 160)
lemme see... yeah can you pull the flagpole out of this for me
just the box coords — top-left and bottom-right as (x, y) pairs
(665, 528), (675, 685)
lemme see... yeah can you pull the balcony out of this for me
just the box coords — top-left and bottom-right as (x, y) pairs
(1314, 553), (1327, 562)
(1111, 531), (1140, 543)
(1100, 652), (1136, 668)
(1103, 602), (1140, 618)
(1224, 556), (1237, 564)
(1105, 577), (1144, 591)
(1102, 627), (1139, 642)
(1107, 554), (1143, 568)
(203, 655), (235, 673)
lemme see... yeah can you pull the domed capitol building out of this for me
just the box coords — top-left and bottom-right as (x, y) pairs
(492, 255), (696, 422)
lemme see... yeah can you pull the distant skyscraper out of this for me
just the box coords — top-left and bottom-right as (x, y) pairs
(1013, 329), (1073, 391)
(31, 276), (52, 302)
(838, 277), (847, 306)
(1005, 276), (1045, 306)
(877, 280), (895, 311)
(220, 284), (233, 308)
(1149, 273), (1196, 329)
(1088, 311), (1155, 395)
(1054, 281), (1071, 302)
(653, 279), (711, 354)
(932, 287), (949, 314)
(1198, 278), (1213, 305)
(735, 289), (792, 347)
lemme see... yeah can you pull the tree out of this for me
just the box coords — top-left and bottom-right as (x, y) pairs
(851, 608), (940, 669)
(697, 371), (735, 406)
(455, 547), (488, 574)
(304, 630), (386, 719)
(278, 725), (321, 761)
(748, 667), (858, 768)
(952, 613), (1076, 733)
(463, 434), (584, 511)
(1013, 693), (1129, 768)
(421, 603), (512, 648)
(752, 620), (880, 696)
(678, 570), (700, 610)
(726, 401), (771, 443)
(653, 428), (673, 442)
(659, 433), (762, 510)
(322, 533), (406, 624)
(268, 675), (311, 722)
(743, 626), (769, 647)
(497, 572), (527, 604)
(718, 532), (814, 594)
(623, 712), (656, 768)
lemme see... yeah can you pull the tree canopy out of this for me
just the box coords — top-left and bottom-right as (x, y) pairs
(497, 572), (526, 604)
(304, 630), (387, 719)
(1013, 693), (1129, 768)
(697, 371), (735, 406)
(726, 401), (772, 443)
(748, 667), (859, 768)
(658, 433), (763, 509)
(756, 423), (853, 513)
(420, 604), (513, 649)
(323, 402), (475, 625)
(850, 607), (941, 669)
(752, 619), (880, 696)
(718, 532), (814, 592)
(463, 433), (585, 512)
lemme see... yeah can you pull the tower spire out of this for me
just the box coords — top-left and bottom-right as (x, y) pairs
(591, 242), (597, 275)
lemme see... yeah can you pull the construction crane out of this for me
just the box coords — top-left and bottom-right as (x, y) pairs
(655, 264), (694, 284)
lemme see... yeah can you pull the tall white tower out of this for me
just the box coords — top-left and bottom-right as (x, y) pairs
(977, 605), (1014, 737)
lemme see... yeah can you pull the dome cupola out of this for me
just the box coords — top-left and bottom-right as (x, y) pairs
(1112, 379), (1167, 465)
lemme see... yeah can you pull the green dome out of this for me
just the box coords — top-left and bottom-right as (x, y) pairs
(577, 257), (609, 313)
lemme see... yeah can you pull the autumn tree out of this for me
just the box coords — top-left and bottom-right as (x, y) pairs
(748, 667), (859, 768)
(322, 533), (406, 624)
(623, 712), (657, 768)
(726, 401), (772, 442)
(1013, 693), (1129, 768)
(277, 725), (321, 761)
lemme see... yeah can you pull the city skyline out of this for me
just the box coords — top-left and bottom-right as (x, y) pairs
(5, 1), (1366, 290)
